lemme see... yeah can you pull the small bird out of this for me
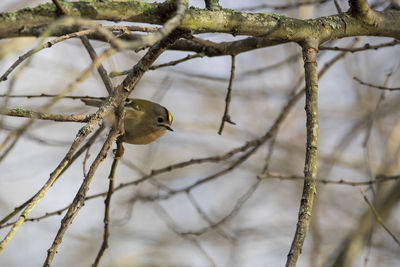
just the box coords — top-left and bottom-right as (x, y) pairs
(81, 98), (173, 145)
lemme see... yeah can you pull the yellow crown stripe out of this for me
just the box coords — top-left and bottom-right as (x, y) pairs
(168, 110), (173, 123)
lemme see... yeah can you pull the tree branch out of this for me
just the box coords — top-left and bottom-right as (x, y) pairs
(360, 188), (400, 246)
(354, 76), (400, 91)
(286, 41), (319, 267)
(218, 55), (236, 135)
(43, 118), (124, 267)
(92, 138), (124, 267)
(205, 0), (221, 11)
(42, 29), (183, 266)
(0, 108), (90, 122)
(1, 1), (400, 42)
(348, 0), (381, 25)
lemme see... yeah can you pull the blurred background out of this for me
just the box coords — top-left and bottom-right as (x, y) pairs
(0, 0), (399, 266)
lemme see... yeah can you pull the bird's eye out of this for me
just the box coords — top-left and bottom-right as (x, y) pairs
(157, 117), (164, 123)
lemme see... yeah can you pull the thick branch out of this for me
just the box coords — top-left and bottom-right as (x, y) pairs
(349, 0), (372, 14)
(1, 1), (400, 43)
(348, 0), (381, 25)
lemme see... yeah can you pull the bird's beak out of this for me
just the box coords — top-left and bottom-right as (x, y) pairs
(159, 124), (174, 131)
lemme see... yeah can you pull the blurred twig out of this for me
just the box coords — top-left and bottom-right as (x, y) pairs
(326, 181), (400, 267)
(258, 172), (400, 186)
(152, 202), (217, 267)
(333, 0), (343, 13)
(239, 0), (330, 11)
(0, 48), (114, 165)
(109, 52), (205, 78)
(320, 39), (400, 52)
(0, 125), (105, 227)
(360, 188), (400, 246)
(354, 76), (400, 91)
(362, 64), (399, 147)
(186, 192), (236, 241)
(2, 173), (399, 229)
(182, 179), (260, 237)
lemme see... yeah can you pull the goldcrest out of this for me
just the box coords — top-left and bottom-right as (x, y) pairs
(82, 98), (173, 144)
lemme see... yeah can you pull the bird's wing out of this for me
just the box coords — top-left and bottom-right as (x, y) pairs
(81, 98), (105, 107)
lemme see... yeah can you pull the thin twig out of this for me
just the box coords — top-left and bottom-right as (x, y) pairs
(52, 0), (68, 15)
(0, 66), (20, 130)
(109, 52), (205, 78)
(1, 173), (399, 229)
(218, 55), (236, 135)
(151, 202), (217, 267)
(186, 192), (236, 241)
(354, 76), (400, 91)
(82, 146), (91, 177)
(333, 0), (343, 13)
(80, 36), (114, 94)
(360, 188), (400, 246)
(258, 172), (400, 186)
(362, 63), (400, 147)
(319, 39), (400, 52)
(92, 138), (124, 267)
(154, 52), (205, 68)
(236, 53), (300, 80)
(239, 0), (329, 11)
(173, 53), (300, 83)
(261, 135), (278, 174)
(0, 94), (106, 100)
(182, 180), (260, 236)
(0, 108), (91, 122)
(0, 27), (97, 83)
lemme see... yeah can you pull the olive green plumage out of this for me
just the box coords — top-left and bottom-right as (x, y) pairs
(81, 98), (173, 145)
